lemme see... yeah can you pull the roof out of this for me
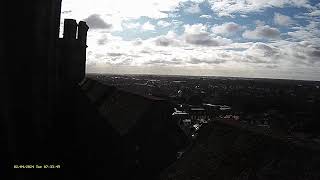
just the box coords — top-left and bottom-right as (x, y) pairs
(172, 112), (189, 115)
(81, 78), (170, 135)
(159, 120), (320, 180)
(190, 108), (205, 111)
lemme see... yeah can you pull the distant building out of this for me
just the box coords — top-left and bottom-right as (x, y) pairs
(189, 107), (207, 122)
(203, 103), (220, 119)
(172, 111), (192, 137)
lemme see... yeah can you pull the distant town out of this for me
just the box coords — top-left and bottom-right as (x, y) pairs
(89, 73), (320, 147)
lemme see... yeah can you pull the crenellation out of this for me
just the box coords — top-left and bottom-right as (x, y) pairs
(78, 21), (89, 46)
(62, 19), (89, 46)
(58, 18), (89, 86)
(63, 19), (77, 40)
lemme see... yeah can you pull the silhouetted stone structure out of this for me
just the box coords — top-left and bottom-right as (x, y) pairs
(3, 0), (63, 170)
(2, 1), (188, 179)
(57, 19), (89, 86)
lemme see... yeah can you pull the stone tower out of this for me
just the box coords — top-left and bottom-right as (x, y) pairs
(57, 19), (89, 86)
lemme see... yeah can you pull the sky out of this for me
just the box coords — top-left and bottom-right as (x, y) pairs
(60, 0), (320, 81)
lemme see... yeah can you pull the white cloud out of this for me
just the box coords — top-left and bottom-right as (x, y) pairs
(141, 22), (156, 31)
(246, 42), (280, 58)
(270, 40), (320, 65)
(255, 20), (266, 26)
(188, 57), (226, 65)
(199, 15), (212, 19)
(274, 13), (295, 26)
(154, 37), (176, 46)
(184, 3), (201, 14)
(291, 0), (310, 7)
(183, 24), (232, 46)
(97, 35), (108, 45)
(62, 0), (320, 80)
(132, 38), (143, 45)
(157, 20), (171, 27)
(60, 0), (206, 35)
(61, 0), (208, 20)
(288, 21), (320, 41)
(243, 25), (280, 40)
(208, 0), (312, 17)
(86, 31), (320, 81)
(184, 23), (208, 34)
(62, 0), (177, 19)
(211, 22), (244, 36)
(153, 31), (181, 46)
(308, 9), (320, 16)
(123, 22), (141, 29)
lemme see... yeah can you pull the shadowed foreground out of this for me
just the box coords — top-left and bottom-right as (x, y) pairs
(159, 120), (320, 180)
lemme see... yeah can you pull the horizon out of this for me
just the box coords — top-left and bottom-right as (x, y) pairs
(61, 0), (320, 81)
(86, 72), (320, 82)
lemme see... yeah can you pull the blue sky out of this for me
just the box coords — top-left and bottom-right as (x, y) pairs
(60, 0), (320, 80)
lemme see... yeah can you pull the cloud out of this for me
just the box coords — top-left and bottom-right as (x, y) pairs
(199, 15), (212, 19)
(123, 22), (141, 29)
(268, 40), (320, 65)
(208, 0), (311, 17)
(242, 25), (280, 40)
(288, 21), (320, 41)
(64, 0), (320, 81)
(96, 33), (122, 45)
(292, 43), (320, 63)
(309, 49), (320, 57)
(155, 37), (173, 46)
(184, 3), (201, 14)
(183, 24), (232, 46)
(97, 36), (108, 45)
(247, 42), (280, 57)
(86, 30), (320, 80)
(157, 20), (171, 27)
(274, 13), (295, 26)
(61, 0), (186, 20)
(153, 31), (181, 46)
(143, 59), (183, 65)
(307, 9), (320, 16)
(211, 22), (244, 36)
(107, 52), (125, 57)
(83, 14), (112, 29)
(154, 37), (176, 46)
(184, 23), (208, 34)
(255, 20), (266, 26)
(141, 22), (155, 31)
(133, 38), (143, 45)
(188, 57), (226, 64)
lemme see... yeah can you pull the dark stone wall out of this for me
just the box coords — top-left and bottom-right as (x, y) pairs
(3, 0), (62, 159)
(1, 1), (63, 179)
(2, 1), (121, 179)
(57, 39), (87, 86)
